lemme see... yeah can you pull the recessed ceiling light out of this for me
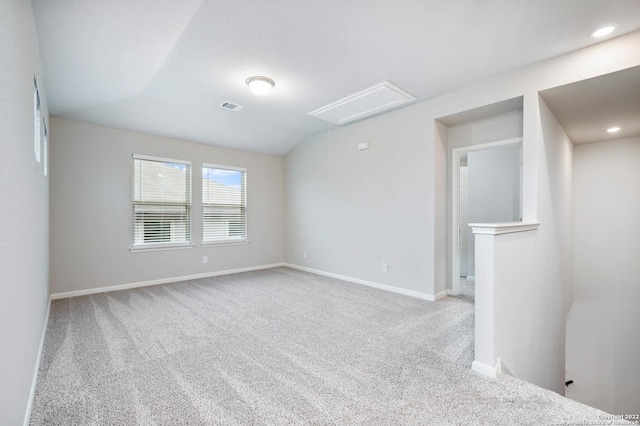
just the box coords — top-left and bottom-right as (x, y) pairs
(246, 76), (275, 96)
(606, 126), (621, 133)
(591, 26), (615, 38)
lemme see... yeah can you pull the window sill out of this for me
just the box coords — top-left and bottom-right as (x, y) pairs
(201, 239), (249, 248)
(130, 243), (194, 253)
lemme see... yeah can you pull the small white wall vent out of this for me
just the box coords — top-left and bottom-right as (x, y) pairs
(219, 102), (243, 111)
(308, 81), (415, 125)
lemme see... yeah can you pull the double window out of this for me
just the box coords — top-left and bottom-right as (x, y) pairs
(132, 155), (192, 249)
(131, 156), (247, 250)
(202, 164), (247, 244)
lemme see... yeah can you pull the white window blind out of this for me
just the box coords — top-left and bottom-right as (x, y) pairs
(202, 164), (246, 243)
(132, 155), (192, 248)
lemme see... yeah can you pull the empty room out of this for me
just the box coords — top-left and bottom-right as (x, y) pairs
(2, 0), (640, 424)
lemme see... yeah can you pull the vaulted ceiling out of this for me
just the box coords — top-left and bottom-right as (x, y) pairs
(32, 0), (640, 155)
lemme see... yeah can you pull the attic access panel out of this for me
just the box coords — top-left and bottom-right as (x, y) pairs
(308, 81), (415, 125)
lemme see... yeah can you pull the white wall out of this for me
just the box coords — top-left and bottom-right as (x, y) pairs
(447, 110), (523, 150)
(466, 144), (521, 277)
(444, 109), (523, 286)
(567, 136), (640, 414)
(50, 118), (285, 294)
(0, 1), (50, 423)
(490, 96), (573, 394)
(286, 30), (640, 392)
(284, 108), (433, 296)
(468, 96), (573, 394)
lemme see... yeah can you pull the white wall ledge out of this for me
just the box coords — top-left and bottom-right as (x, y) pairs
(470, 222), (540, 235)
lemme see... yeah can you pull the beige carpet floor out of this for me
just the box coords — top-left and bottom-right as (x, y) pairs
(30, 267), (615, 425)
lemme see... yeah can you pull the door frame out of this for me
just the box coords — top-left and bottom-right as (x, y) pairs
(450, 137), (523, 295)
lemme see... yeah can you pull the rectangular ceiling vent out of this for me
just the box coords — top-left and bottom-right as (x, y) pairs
(308, 81), (415, 125)
(219, 102), (243, 112)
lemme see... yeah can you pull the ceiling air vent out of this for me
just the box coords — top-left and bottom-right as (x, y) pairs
(308, 81), (415, 125)
(219, 102), (244, 112)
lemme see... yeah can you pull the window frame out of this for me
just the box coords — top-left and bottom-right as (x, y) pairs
(131, 154), (193, 252)
(201, 163), (248, 246)
(34, 77), (41, 164)
(43, 118), (48, 176)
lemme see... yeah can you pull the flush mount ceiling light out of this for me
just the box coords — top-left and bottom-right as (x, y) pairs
(591, 25), (615, 38)
(246, 76), (275, 96)
(606, 126), (621, 133)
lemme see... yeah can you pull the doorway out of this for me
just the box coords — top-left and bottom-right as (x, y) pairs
(450, 137), (523, 295)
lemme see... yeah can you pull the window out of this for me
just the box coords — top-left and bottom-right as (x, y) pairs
(34, 78), (41, 163)
(132, 155), (192, 249)
(143, 221), (171, 243)
(43, 119), (48, 176)
(202, 164), (246, 244)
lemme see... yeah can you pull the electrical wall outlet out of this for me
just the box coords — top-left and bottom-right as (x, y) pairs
(382, 261), (388, 272)
(202, 256), (208, 264)
(303, 250), (307, 258)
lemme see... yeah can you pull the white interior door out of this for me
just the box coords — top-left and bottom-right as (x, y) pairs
(459, 167), (468, 277)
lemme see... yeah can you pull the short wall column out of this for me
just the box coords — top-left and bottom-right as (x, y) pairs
(470, 222), (540, 378)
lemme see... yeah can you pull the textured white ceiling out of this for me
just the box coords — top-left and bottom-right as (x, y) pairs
(32, 0), (640, 155)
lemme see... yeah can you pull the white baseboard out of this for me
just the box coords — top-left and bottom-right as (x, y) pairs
(283, 263), (446, 302)
(472, 360), (497, 379)
(24, 295), (51, 426)
(432, 290), (448, 301)
(51, 263), (449, 302)
(51, 263), (286, 300)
